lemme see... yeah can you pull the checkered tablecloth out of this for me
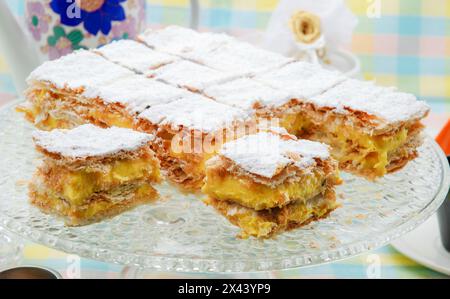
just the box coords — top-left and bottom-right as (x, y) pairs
(0, 0), (448, 278)
(16, 243), (446, 278)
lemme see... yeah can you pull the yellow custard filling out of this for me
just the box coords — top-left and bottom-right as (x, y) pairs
(316, 125), (408, 177)
(278, 112), (409, 177)
(279, 113), (313, 136)
(230, 213), (276, 239)
(16, 103), (40, 124)
(207, 198), (337, 239)
(16, 104), (73, 131)
(50, 158), (160, 206)
(18, 89), (134, 130)
(167, 134), (222, 187)
(31, 183), (157, 226)
(88, 109), (134, 129)
(285, 198), (336, 223)
(173, 151), (215, 177)
(202, 170), (325, 210)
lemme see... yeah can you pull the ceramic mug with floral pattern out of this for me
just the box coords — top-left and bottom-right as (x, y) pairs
(25, 0), (146, 60)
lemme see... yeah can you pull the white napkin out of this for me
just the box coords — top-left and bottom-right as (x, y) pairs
(263, 0), (358, 57)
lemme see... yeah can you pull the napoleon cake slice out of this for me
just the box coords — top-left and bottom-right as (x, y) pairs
(81, 75), (189, 129)
(94, 39), (178, 74)
(254, 62), (430, 179)
(254, 61), (347, 100)
(189, 40), (294, 76)
(138, 25), (233, 58)
(306, 79), (430, 178)
(18, 50), (133, 130)
(202, 77), (306, 135)
(202, 77), (295, 119)
(203, 131), (341, 239)
(29, 124), (161, 226)
(139, 25), (293, 76)
(137, 95), (250, 191)
(19, 49), (186, 130)
(147, 60), (237, 92)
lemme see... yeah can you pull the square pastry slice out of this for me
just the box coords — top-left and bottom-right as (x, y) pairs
(94, 39), (178, 74)
(139, 26), (292, 76)
(148, 60), (236, 92)
(19, 49), (186, 130)
(19, 50), (134, 130)
(255, 62), (430, 179)
(203, 131), (341, 239)
(138, 25), (233, 58)
(29, 124), (161, 226)
(137, 95), (250, 190)
(254, 61), (346, 100)
(203, 77), (294, 118)
(304, 79), (430, 178)
(81, 75), (188, 128)
(191, 41), (294, 76)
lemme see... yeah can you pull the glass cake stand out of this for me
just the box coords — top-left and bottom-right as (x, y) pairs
(0, 100), (449, 274)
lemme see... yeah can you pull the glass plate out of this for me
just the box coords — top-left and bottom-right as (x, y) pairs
(0, 101), (449, 273)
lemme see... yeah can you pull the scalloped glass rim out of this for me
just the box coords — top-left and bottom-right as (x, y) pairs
(0, 100), (449, 273)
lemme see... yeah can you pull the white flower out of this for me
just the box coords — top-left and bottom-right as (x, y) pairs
(264, 0), (358, 56)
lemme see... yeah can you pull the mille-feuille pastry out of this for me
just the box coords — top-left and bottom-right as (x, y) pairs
(139, 25), (293, 76)
(19, 49), (187, 130)
(29, 124), (161, 226)
(18, 50), (133, 130)
(188, 40), (294, 76)
(203, 131), (341, 239)
(254, 62), (430, 179)
(147, 60), (237, 92)
(94, 39), (178, 74)
(254, 61), (347, 99)
(137, 95), (250, 191)
(20, 25), (430, 181)
(138, 25), (233, 58)
(305, 79), (429, 178)
(203, 77), (293, 115)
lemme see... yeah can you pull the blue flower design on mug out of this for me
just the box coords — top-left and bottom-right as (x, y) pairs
(50, 0), (127, 35)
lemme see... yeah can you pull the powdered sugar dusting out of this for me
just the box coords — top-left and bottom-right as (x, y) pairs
(311, 79), (430, 123)
(220, 132), (330, 178)
(148, 60), (236, 91)
(27, 50), (133, 90)
(204, 78), (293, 112)
(138, 26), (232, 58)
(255, 61), (346, 99)
(82, 75), (187, 114)
(28, 28), (429, 130)
(138, 94), (249, 133)
(32, 124), (154, 158)
(95, 39), (178, 74)
(194, 42), (294, 75)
